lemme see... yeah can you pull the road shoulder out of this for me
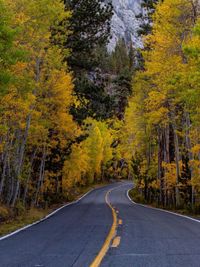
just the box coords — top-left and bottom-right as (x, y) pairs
(127, 189), (200, 224)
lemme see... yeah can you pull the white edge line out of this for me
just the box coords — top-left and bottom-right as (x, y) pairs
(0, 187), (99, 241)
(126, 188), (200, 224)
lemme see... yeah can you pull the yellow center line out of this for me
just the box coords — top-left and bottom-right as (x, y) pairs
(111, 236), (121, 248)
(118, 219), (123, 225)
(89, 188), (118, 267)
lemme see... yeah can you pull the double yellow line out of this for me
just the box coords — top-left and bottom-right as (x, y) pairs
(90, 188), (118, 267)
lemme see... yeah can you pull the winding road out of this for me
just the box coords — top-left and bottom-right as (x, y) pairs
(1, 182), (200, 267)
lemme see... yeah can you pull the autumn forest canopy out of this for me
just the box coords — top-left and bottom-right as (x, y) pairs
(0, 0), (200, 219)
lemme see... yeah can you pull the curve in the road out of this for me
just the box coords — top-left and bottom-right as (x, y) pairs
(1, 182), (200, 267)
(101, 183), (200, 267)
(126, 189), (200, 224)
(0, 182), (124, 267)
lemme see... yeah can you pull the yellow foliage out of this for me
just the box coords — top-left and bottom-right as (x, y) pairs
(62, 144), (89, 189)
(162, 162), (177, 189)
(62, 119), (114, 187)
(192, 145), (200, 156)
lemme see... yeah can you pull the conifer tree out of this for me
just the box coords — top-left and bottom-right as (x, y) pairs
(137, 0), (159, 36)
(64, 0), (113, 71)
(58, 0), (114, 123)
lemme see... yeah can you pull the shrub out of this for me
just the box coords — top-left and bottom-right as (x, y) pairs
(129, 188), (146, 204)
(0, 205), (10, 222)
(15, 201), (26, 216)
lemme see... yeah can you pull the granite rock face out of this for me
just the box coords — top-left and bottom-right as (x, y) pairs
(108, 0), (143, 51)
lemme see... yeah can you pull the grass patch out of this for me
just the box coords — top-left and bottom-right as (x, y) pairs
(0, 207), (49, 237)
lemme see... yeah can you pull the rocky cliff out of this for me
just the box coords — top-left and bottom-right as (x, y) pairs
(108, 0), (143, 51)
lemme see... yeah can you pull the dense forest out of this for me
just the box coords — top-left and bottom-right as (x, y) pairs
(127, 0), (200, 211)
(0, 0), (200, 222)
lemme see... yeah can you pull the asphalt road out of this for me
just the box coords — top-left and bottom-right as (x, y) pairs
(101, 183), (200, 267)
(1, 182), (200, 267)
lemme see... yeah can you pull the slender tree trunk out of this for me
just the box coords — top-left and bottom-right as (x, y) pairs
(6, 156), (13, 205)
(158, 128), (164, 205)
(185, 112), (195, 206)
(171, 117), (180, 207)
(11, 115), (31, 207)
(20, 58), (41, 206)
(145, 137), (151, 202)
(12, 180), (20, 207)
(23, 149), (37, 205)
(0, 131), (12, 198)
(163, 125), (170, 207)
(34, 146), (46, 206)
(0, 146), (8, 198)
